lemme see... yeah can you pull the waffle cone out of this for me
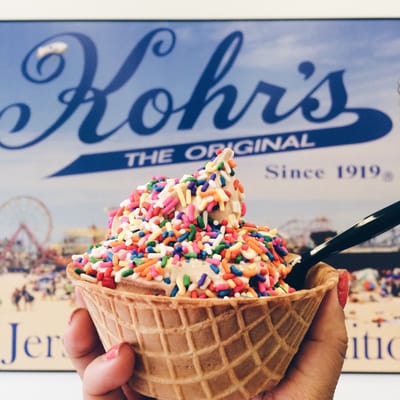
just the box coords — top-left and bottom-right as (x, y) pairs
(67, 262), (338, 400)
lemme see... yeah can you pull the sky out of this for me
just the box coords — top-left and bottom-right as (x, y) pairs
(0, 19), (399, 245)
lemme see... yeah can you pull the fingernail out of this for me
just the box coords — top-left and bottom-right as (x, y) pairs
(68, 308), (81, 325)
(105, 343), (121, 361)
(337, 270), (349, 308)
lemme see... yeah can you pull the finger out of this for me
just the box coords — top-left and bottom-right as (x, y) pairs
(306, 270), (348, 350)
(64, 307), (104, 379)
(337, 269), (350, 308)
(83, 342), (136, 400)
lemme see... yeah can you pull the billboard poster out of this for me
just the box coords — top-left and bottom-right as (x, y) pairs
(0, 19), (399, 372)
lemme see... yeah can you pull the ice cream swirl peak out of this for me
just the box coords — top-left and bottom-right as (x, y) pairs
(72, 148), (294, 298)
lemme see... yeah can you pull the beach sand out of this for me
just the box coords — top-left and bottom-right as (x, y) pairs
(0, 272), (74, 370)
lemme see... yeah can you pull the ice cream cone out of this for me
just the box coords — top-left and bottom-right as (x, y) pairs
(67, 261), (338, 400)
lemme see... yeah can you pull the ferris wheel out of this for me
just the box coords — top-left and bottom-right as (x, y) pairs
(0, 196), (53, 270)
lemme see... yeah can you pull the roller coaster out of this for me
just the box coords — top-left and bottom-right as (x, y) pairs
(278, 216), (400, 250)
(279, 217), (400, 271)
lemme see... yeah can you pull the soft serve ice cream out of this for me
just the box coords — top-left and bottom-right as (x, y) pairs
(71, 148), (294, 298)
(67, 148), (338, 400)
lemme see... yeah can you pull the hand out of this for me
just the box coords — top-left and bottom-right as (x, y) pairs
(64, 290), (141, 400)
(64, 271), (348, 400)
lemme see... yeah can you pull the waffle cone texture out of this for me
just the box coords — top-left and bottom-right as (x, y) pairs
(67, 262), (338, 400)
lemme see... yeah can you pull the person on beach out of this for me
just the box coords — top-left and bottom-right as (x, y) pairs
(11, 287), (22, 311)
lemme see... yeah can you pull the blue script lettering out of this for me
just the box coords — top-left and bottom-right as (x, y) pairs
(0, 322), (65, 365)
(6, 28), (175, 148)
(179, 33), (347, 128)
(0, 28), (383, 152)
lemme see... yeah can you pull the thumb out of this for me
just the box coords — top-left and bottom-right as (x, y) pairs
(83, 342), (136, 400)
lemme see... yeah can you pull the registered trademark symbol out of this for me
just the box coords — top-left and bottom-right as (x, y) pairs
(382, 170), (394, 182)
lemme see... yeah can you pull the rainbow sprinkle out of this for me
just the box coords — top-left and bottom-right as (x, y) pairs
(71, 148), (295, 298)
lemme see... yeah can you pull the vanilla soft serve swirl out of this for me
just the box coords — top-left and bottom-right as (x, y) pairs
(71, 148), (294, 298)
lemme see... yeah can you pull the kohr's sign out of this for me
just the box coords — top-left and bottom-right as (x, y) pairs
(0, 25), (393, 177)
